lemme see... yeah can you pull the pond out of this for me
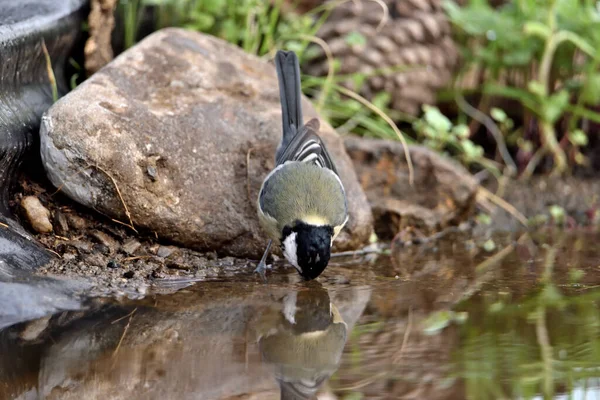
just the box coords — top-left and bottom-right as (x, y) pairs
(1, 230), (599, 400)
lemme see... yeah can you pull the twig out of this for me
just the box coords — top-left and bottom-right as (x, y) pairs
(296, 35), (334, 114)
(338, 307), (413, 391)
(477, 186), (528, 227)
(109, 218), (138, 232)
(306, 0), (389, 32)
(393, 306), (412, 364)
(0, 222), (8, 228)
(121, 255), (153, 262)
(41, 38), (58, 102)
(455, 91), (517, 174)
(45, 248), (62, 258)
(521, 147), (547, 180)
(330, 246), (386, 258)
(91, 164), (137, 233)
(112, 308), (137, 358)
(335, 85), (414, 186)
(246, 147), (254, 203)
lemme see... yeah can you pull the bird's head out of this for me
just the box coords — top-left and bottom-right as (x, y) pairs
(281, 220), (333, 280)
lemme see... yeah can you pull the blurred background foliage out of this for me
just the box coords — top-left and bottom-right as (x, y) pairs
(112, 0), (600, 178)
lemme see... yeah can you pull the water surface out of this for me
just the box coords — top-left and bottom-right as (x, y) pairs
(1, 230), (599, 400)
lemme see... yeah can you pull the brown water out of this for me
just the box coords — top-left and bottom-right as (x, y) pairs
(1, 230), (600, 400)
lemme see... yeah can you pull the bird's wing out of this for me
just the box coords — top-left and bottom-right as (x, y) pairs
(275, 118), (338, 175)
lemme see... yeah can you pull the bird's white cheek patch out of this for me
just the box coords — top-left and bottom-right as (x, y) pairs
(283, 292), (298, 325)
(283, 232), (301, 273)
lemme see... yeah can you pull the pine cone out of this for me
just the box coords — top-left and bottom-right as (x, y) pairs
(305, 0), (460, 116)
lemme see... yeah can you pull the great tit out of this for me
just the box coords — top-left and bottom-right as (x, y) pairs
(256, 50), (349, 280)
(256, 284), (348, 399)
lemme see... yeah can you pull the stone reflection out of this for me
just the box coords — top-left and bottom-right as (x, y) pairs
(0, 281), (368, 400)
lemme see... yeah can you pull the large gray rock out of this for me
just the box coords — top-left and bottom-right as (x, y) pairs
(40, 28), (373, 259)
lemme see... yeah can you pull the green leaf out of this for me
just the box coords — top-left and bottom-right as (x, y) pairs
(372, 92), (391, 109)
(566, 104), (600, 123)
(202, 0), (227, 14)
(423, 105), (452, 133)
(527, 81), (547, 97)
(544, 90), (570, 123)
(423, 311), (454, 335)
(220, 19), (239, 42)
(568, 129), (588, 146)
(549, 204), (566, 224)
(461, 140), (484, 160)
(189, 11), (215, 31)
(581, 73), (600, 105)
(476, 213), (492, 225)
(483, 83), (538, 112)
(452, 124), (470, 139)
(490, 107), (508, 122)
(483, 239), (496, 252)
(523, 21), (552, 39)
(345, 31), (367, 47)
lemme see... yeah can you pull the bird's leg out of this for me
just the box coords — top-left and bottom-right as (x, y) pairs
(254, 239), (272, 279)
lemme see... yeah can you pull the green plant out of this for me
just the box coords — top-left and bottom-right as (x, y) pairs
(445, 0), (600, 176)
(413, 105), (500, 173)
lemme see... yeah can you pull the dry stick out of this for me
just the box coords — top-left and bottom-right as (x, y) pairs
(455, 91), (517, 174)
(45, 248), (62, 258)
(246, 147), (254, 204)
(90, 164), (138, 233)
(121, 255), (153, 262)
(51, 166), (138, 233)
(313, 0), (389, 32)
(338, 307), (413, 391)
(393, 306), (412, 364)
(0, 222), (8, 228)
(41, 38), (58, 103)
(296, 34), (334, 114)
(330, 246), (386, 258)
(335, 85), (415, 186)
(477, 186), (529, 227)
(112, 308), (137, 358)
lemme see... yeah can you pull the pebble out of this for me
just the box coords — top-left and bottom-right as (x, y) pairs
(66, 213), (87, 230)
(121, 238), (142, 255)
(53, 210), (69, 234)
(157, 245), (176, 258)
(91, 230), (118, 252)
(20, 196), (53, 233)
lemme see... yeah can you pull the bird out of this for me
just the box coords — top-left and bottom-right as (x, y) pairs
(256, 50), (349, 281)
(255, 283), (348, 399)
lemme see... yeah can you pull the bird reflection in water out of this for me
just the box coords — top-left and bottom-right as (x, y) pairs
(255, 282), (348, 400)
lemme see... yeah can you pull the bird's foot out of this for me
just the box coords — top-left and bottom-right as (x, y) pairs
(254, 261), (270, 282)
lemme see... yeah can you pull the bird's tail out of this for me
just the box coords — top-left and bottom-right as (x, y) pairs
(275, 50), (303, 145)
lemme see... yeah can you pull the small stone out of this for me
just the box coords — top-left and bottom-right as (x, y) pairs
(90, 230), (118, 252)
(53, 210), (70, 234)
(121, 238), (141, 255)
(66, 213), (87, 230)
(166, 259), (190, 270)
(92, 243), (110, 255)
(21, 196), (53, 233)
(156, 245), (176, 258)
(146, 165), (157, 181)
(107, 260), (119, 269)
(19, 316), (51, 341)
(123, 270), (134, 279)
